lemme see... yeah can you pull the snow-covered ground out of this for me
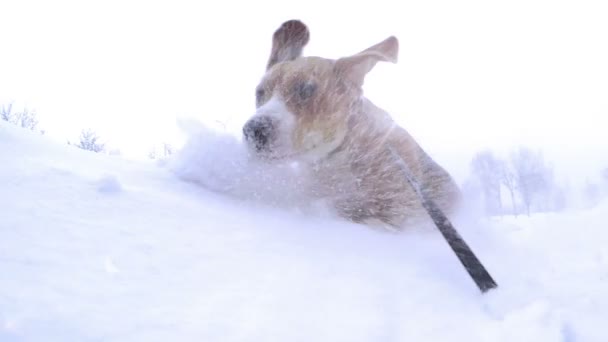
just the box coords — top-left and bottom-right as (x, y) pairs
(1, 121), (607, 342)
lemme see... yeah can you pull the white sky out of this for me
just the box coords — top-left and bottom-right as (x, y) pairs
(1, 0), (607, 184)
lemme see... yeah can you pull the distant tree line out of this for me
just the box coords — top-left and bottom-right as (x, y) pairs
(464, 147), (607, 216)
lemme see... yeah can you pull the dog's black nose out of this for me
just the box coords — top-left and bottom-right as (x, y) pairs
(243, 116), (275, 150)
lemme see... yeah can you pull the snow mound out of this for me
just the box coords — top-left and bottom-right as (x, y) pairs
(169, 119), (326, 214)
(96, 174), (123, 194)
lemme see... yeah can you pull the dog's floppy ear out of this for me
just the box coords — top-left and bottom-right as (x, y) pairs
(335, 36), (399, 87)
(266, 20), (310, 70)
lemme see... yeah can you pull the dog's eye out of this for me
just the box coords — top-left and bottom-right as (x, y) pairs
(296, 82), (317, 101)
(255, 87), (265, 106)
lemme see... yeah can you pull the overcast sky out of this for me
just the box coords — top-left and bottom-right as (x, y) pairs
(1, 0), (607, 183)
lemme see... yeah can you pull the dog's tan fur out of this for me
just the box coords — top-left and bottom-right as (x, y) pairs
(244, 20), (461, 229)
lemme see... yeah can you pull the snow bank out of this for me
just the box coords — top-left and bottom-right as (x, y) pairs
(1, 120), (607, 342)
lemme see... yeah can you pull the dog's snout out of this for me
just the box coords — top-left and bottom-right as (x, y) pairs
(243, 116), (276, 150)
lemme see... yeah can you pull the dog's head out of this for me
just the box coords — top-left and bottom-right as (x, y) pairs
(243, 20), (399, 161)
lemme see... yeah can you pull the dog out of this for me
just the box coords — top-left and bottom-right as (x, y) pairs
(243, 20), (461, 230)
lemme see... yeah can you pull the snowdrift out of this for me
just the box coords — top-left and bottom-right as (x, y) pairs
(1, 121), (607, 342)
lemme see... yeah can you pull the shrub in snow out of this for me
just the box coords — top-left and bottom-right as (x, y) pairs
(1, 103), (40, 131)
(73, 128), (105, 153)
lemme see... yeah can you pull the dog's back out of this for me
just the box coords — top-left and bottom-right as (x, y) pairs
(306, 97), (460, 228)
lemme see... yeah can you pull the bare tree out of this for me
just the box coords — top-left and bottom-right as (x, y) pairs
(74, 129), (105, 153)
(510, 147), (552, 216)
(470, 151), (503, 216)
(499, 161), (518, 216)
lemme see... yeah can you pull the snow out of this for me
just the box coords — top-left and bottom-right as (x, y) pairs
(96, 175), (123, 194)
(169, 119), (313, 211)
(1, 120), (607, 341)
